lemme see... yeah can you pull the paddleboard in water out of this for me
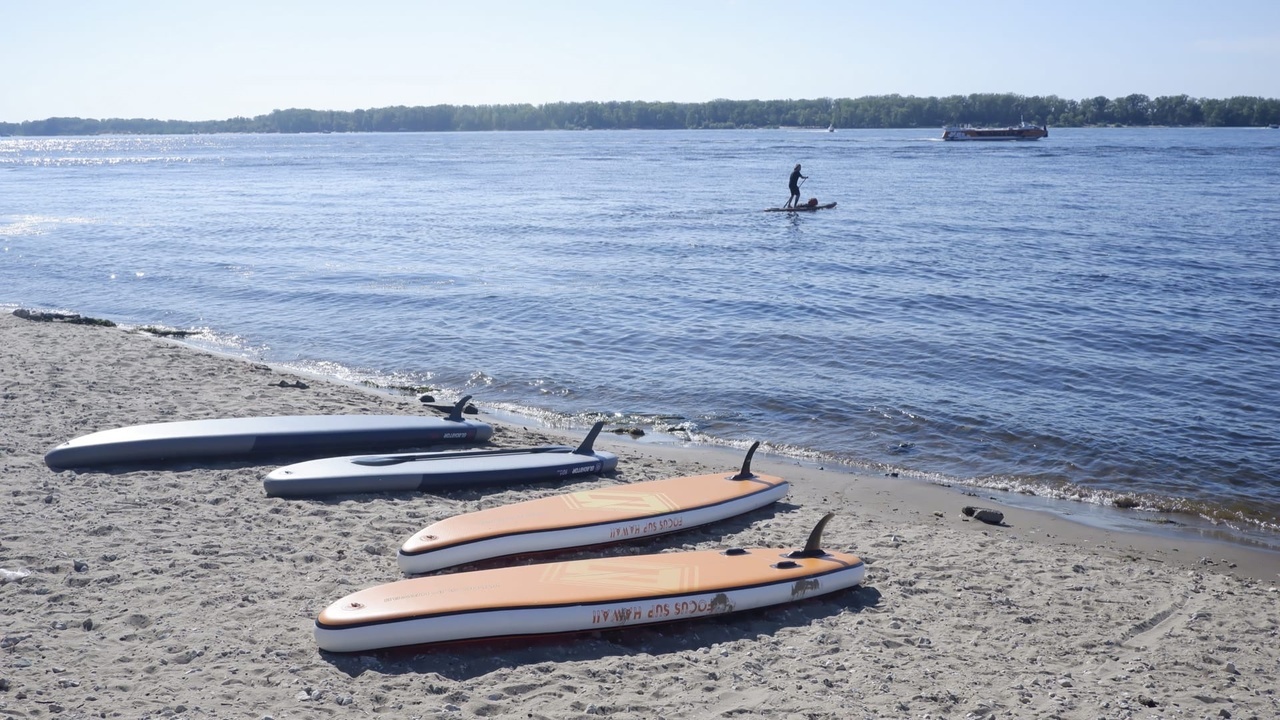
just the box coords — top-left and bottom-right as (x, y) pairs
(315, 512), (864, 652)
(263, 421), (618, 497)
(45, 396), (492, 470)
(764, 202), (837, 212)
(397, 441), (788, 574)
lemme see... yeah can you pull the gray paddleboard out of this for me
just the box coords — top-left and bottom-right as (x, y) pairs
(46, 397), (491, 470)
(263, 421), (617, 497)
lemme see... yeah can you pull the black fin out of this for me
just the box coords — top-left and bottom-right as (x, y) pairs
(447, 395), (473, 422)
(575, 421), (605, 455)
(728, 441), (760, 480)
(787, 512), (835, 558)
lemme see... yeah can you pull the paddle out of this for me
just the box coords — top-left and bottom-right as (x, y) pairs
(784, 176), (807, 208)
(350, 444), (574, 467)
(350, 420), (606, 466)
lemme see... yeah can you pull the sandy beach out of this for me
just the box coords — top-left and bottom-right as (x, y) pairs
(2, 309), (1278, 719)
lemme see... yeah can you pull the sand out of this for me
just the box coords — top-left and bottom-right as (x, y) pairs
(2, 310), (1278, 719)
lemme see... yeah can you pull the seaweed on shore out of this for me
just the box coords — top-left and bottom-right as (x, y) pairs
(11, 309), (116, 327)
(137, 326), (197, 338)
(358, 380), (443, 397)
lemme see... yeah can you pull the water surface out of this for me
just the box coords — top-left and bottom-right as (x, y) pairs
(3, 128), (1278, 548)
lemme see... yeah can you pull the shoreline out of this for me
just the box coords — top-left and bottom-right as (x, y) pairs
(13, 308), (1280, 564)
(271, 346), (1280, 559)
(4, 311), (1280, 718)
(490, 404), (1280, 566)
(97, 310), (1280, 558)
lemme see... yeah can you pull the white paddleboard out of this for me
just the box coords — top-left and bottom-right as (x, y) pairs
(263, 421), (618, 497)
(46, 396), (491, 469)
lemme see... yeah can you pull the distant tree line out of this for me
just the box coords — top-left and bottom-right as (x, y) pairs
(3, 93), (1278, 136)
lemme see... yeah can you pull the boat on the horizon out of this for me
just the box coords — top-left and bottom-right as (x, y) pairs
(942, 121), (1048, 141)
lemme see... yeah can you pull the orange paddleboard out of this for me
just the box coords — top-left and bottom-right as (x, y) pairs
(398, 442), (788, 573)
(317, 514), (864, 652)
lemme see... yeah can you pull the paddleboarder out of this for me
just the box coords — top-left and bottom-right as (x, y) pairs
(785, 164), (807, 208)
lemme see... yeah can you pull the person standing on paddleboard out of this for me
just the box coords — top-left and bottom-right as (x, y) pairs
(786, 164), (807, 208)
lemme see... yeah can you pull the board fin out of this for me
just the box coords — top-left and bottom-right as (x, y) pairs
(447, 395), (473, 422)
(787, 512), (835, 558)
(574, 421), (605, 455)
(727, 441), (761, 480)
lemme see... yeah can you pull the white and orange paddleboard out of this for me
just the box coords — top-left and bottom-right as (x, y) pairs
(316, 513), (864, 653)
(397, 441), (788, 574)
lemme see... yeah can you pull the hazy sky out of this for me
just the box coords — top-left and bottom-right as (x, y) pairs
(4, 0), (1278, 122)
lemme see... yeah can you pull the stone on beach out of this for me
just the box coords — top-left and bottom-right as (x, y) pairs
(961, 506), (1005, 525)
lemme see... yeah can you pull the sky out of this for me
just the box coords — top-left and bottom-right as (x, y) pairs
(3, 0), (1278, 122)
